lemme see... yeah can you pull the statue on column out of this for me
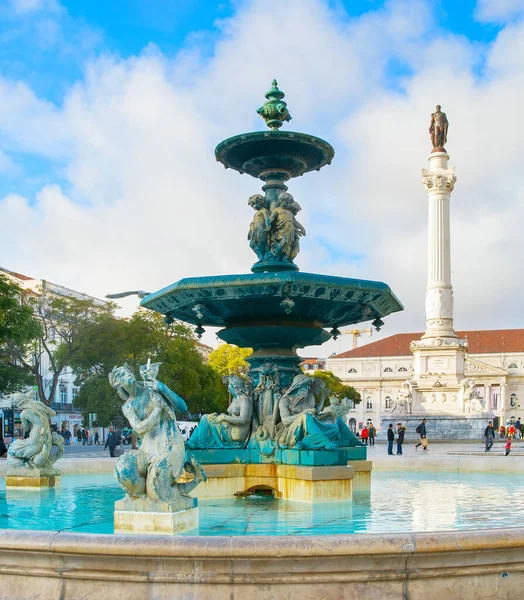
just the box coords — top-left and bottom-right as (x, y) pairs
(429, 105), (448, 150)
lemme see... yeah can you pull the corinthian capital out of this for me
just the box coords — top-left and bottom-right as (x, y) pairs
(422, 168), (457, 194)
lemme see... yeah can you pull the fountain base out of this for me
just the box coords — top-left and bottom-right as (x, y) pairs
(179, 463), (361, 503)
(6, 467), (61, 489)
(114, 495), (199, 535)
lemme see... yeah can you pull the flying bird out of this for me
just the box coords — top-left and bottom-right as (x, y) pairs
(106, 290), (150, 299)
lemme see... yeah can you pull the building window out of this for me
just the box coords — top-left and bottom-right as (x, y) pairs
(510, 393), (518, 408)
(59, 385), (67, 404)
(384, 367), (393, 373)
(348, 368), (357, 373)
(366, 397), (373, 410)
(312, 363), (319, 370)
(508, 363), (518, 369)
(385, 396), (393, 409)
(72, 387), (79, 401)
(348, 418), (357, 433)
(398, 367), (407, 372)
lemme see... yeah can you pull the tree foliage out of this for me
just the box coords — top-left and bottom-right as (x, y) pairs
(308, 370), (361, 404)
(69, 310), (227, 426)
(6, 290), (113, 405)
(207, 343), (253, 377)
(0, 275), (42, 394)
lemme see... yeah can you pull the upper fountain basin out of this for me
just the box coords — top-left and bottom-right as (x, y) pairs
(140, 271), (403, 330)
(215, 130), (334, 179)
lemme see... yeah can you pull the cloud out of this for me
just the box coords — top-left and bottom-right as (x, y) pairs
(476, 0), (524, 23)
(0, 0), (523, 357)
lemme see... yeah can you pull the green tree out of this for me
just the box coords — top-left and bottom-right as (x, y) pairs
(308, 370), (361, 404)
(8, 292), (114, 406)
(207, 343), (253, 377)
(69, 310), (227, 425)
(0, 275), (42, 394)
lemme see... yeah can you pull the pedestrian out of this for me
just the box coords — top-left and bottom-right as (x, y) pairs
(396, 423), (405, 455)
(104, 427), (119, 458)
(516, 418), (522, 439)
(508, 423), (516, 439)
(63, 429), (71, 446)
(499, 424), (506, 439)
(387, 424), (394, 455)
(505, 437), (512, 456)
(77, 429), (82, 443)
(368, 423), (376, 447)
(414, 418), (428, 451)
(484, 420), (495, 452)
(361, 426), (369, 446)
(94, 431), (99, 445)
(81, 428), (87, 446)
(0, 436), (6, 457)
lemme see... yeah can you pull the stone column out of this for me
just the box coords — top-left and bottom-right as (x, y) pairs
(421, 152), (457, 341)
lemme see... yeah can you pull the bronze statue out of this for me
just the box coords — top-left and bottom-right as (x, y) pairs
(429, 105), (448, 150)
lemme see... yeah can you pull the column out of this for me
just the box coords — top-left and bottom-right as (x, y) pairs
(421, 152), (457, 340)
(484, 385), (491, 411)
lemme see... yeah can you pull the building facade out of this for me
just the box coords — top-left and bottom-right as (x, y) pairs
(327, 329), (524, 434)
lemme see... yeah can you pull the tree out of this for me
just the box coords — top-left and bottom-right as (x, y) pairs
(207, 344), (253, 378)
(69, 310), (228, 425)
(6, 290), (113, 405)
(308, 370), (361, 404)
(0, 275), (42, 394)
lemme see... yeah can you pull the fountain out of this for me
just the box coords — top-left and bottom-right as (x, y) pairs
(140, 81), (403, 503)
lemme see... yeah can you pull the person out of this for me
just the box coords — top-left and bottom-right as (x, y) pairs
(105, 427), (119, 458)
(505, 437), (512, 456)
(499, 424), (506, 439)
(93, 431), (99, 445)
(387, 424), (394, 455)
(81, 428), (87, 446)
(77, 429), (82, 443)
(484, 421), (495, 452)
(516, 418), (522, 439)
(368, 423), (376, 447)
(396, 423), (405, 455)
(508, 423), (516, 439)
(361, 426), (369, 446)
(414, 418), (428, 451)
(0, 436), (6, 457)
(63, 429), (71, 446)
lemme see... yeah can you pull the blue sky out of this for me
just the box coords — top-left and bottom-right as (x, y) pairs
(1, 0), (524, 349)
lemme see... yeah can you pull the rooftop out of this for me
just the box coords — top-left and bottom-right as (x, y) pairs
(331, 329), (524, 359)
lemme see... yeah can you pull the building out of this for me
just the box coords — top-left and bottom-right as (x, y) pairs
(300, 357), (326, 372)
(327, 329), (524, 433)
(0, 267), (107, 439)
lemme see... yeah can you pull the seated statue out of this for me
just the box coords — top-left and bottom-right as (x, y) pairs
(187, 375), (253, 449)
(7, 390), (64, 471)
(318, 397), (350, 424)
(109, 362), (206, 503)
(275, 374), (362, 449)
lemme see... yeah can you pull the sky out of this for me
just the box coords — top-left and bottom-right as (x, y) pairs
(1, 0), (524, 357)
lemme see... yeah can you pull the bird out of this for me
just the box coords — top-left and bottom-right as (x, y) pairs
(105, 290), (150, 299)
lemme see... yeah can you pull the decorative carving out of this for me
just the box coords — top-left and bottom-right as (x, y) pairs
(257, 79), (291, 130)
(187, 375), (253, 449)
(429, 105), (448, 149)
(460, 378), (486, 414)
(254, 362), (280, 439)
(7, 390), (64, 471)
(422, 168), (456, 193)
(425, 288), (454, 320)
(109, 363), (206, 502)
(248, 191), (306, 265)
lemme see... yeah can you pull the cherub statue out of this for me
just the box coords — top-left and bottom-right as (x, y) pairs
(7, 389), (64, 471)
(248, 194), (271, 261)
(109, 362), (206, 503)
(269, 192), (306, 262)
(254, 362), (279, 439)
(186, 375), (253, 449)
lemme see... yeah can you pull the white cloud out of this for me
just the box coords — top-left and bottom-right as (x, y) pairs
(0, 0), (523, 358)
(476, 0), (524, 23)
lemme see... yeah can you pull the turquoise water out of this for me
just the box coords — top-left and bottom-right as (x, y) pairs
(0, 471), (521, 536)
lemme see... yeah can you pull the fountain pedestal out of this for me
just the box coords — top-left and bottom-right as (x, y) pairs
(114, 496), (199, 535)
(5, 467), (60, 489)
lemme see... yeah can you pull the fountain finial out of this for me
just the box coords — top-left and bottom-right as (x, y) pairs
(257, 79), (292, 130)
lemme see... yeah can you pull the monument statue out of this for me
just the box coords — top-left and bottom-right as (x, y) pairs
(318, 396), (351, 423)
(275, 374), (362, 449)
(460, 378), (485, 414)
(429, 105), (448, 150)
(391, 379), (413, 414)
(7, 389), (64, 471)
(269, 192), (306, 262)
(186, 375), (253, 449)
(109, 363), (206, 503)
